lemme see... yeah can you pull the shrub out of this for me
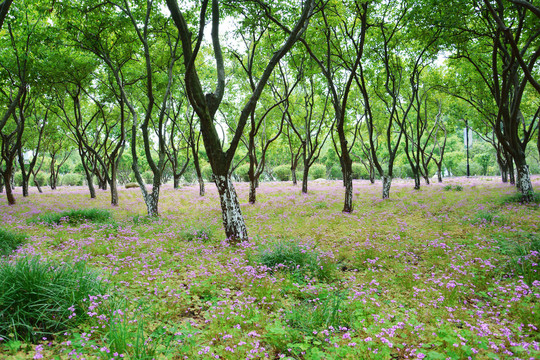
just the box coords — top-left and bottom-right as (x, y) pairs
(0, 256), (106, 342)
(454, 185), (463, 191)
(309, 164), (326, 180)
(34, 172), (48, 186)
(0, 228), (28, 256)
(142, 171), (154, 185)
(183, 170), (195, 183)
(61, 173), (83, 186)
(234, 163), (250, 182)
(273, 165), (291, 181)
(255, 241), (333, 281)
(201, 164), (213, 182)
(443, 184), (453, 191)
(30, 208), (113, 226)
(14, 172), (23, 186)
(329, 165), (342, 180)
(351, 163), (365, 180)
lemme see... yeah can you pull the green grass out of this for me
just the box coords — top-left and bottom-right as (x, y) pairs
(1, 178), (539, 359)
(255, 240), (334, 281)
(0, 228), (28, 256)
(500, 191), (540, 204)
(30, 208), (113, 226)
(496, 233), (540, 285)
(0, 256), (107, 342)
(183, 227), (213, 242)
(287, 291), (353, 333)
(471, 210), (506, 225)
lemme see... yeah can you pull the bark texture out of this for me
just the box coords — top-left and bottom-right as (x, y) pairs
(382, 175), (392, 199)
(215, 175), (247, 244)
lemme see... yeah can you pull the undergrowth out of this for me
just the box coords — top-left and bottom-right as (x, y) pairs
(0, 256), (106, 342)
(255, 240), (334, 281)
(0, 228), (28, 256)
(30, 208), (113, 226)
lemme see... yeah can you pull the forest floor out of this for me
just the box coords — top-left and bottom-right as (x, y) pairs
(0, 176), (539, 360)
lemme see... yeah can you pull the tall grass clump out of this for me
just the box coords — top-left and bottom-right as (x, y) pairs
(471, 210), (506, 225)
(255, 241), (334, 281)
(287, 291), (353, 333)
(500, 192), (540, 204)
(496, 234), (540, 285)
(30, 208), (113, 226)
(183, 227), (213, 242)
(0, 256), (107, 342)
(0, 228), (28, 256)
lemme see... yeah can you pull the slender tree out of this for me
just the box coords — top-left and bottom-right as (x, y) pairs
(166, 0), (314, 242)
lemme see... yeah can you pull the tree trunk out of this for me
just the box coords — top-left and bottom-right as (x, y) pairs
(1, 175), (5, 193)
(173, 175), (181, 189)
(507, 154), (515, 185)
(291, 166), (297, 185)
(145, 191), (159, 217)
(342, 166), (353, 213)
(214, 175), (248, 243)
(33, 176), (42, 193)
(437, 164), (443, 183)
(249, 177), (256, 204)
(193, 158), (204, 197)
(21, 177), (29, 197)
(50, 172), (57, 190)
(516, 162), (534, 202)
(83, 167), (96, 199)
(500, 166), (508, 183)
(197, 175), (205, 196)
(2, 169), (15, 205)
(413, 172), (421, 190)
(302, 166), (309, 194)
(369, 163), (375, 184)
(110, 169), (119, 206)
(382, 175), (392, 199)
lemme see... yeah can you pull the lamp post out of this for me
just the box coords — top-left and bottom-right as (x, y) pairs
(465, 119), (470, 177)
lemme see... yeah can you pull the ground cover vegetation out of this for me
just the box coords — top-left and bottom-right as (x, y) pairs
(0, 177), (539, 359)
(0, 0), (538, 241)
(0, 0), (539, 358)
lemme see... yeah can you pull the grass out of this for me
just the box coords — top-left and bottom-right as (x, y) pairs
(29, 208), (113, 226)
(500, 191), (540, 204)
(255, 240), (334, 281)
(183, 227), (213, 242)
(0, 256), (106, 343)
(496, 233), (540, 285)
(0, 228), (28, 256)
(0, 176), (539, 359)
(287, 291), (353, 333)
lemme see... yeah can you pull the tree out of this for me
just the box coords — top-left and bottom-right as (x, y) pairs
(0, 0), (13, 30)
(166, 0), (314, 242)
(285, 74), (331, 194)
(17, 98), (47, 196)
(0, 0), (42, 204)
(450, 0), (539, 201)
(299, 0), (369, 212)
(231, 30), (297, 204)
